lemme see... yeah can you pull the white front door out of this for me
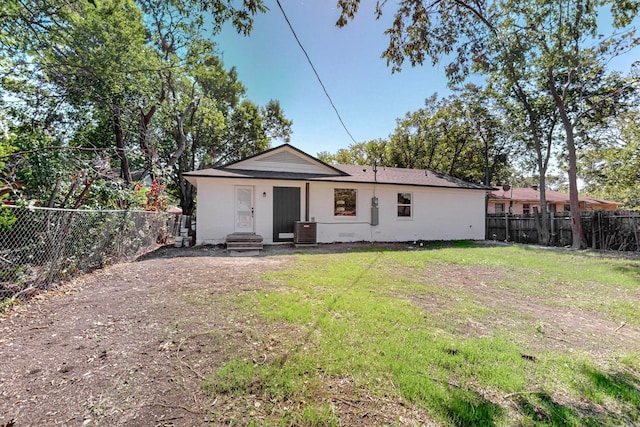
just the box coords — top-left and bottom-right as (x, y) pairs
(234, 186), (254, 233)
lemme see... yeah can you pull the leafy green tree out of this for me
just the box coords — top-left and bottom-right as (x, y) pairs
(580, 109), (640, 208)
(387, 87), (511, 185)
(152, 52), (292, 214)
(337, 0), (639, 248)
(0, 117), (17, 231)
(1, 0), (281, 211)
(323, 139), (387, 166)
(261, 100), (293, 143)
(320, 86), (511, 186)
(44, 0), (157, 184)
(316, 151), (334, 164)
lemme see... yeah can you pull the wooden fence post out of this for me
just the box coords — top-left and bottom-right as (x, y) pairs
(505, 213), (509, 241)
(591, 213), (596, 249)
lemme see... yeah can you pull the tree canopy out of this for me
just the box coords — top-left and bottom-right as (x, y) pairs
(320, 86), (513, 187)
(0, 0), (292, 211)
(337, 0), (640, 247)
(580, 107), (640, 207)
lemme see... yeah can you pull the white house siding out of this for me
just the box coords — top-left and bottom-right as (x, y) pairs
(193, 177), (306, 245)
(193, 177), (485, 245)
(308, 182), (485, 243)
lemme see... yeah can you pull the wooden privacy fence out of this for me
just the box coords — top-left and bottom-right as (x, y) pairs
(486, 211), (640, 251)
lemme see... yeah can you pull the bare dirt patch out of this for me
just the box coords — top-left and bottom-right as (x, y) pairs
(1, 246), (293, 426)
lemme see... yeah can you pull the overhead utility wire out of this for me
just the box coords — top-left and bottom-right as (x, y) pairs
(275, 0), (358, 145)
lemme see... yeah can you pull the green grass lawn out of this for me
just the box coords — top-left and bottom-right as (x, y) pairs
(204, 243), (640, 426)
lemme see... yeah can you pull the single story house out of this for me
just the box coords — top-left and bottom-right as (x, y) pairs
(487, 186), (622, 214)
(183, 144), (494, 246)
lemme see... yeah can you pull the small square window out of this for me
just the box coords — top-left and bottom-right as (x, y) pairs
(523, 203), (531, 215)
(495, 203), (505, 213)
(397, 192), (412, 217)
(335, 189), (356, 216)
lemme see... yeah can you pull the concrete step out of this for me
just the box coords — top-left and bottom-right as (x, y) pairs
(226, 241), (263, 247)
(226, 244), (264, 251)
(229, 250), (260, 257)
(226, 233), (263, 241)
(225, 233), (263, 251)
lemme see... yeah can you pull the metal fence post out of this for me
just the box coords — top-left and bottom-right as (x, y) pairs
(1, 206), (170, 302)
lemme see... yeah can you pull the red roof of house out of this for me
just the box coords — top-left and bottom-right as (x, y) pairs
(489, 187), (622, 207)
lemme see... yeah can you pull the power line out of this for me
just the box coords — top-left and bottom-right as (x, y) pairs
(275, 0), (358, 145)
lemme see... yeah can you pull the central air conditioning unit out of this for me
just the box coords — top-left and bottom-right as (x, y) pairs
(294, 221), (317, 245)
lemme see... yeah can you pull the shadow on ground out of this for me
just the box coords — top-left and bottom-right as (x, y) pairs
(511, 366), (640, 426)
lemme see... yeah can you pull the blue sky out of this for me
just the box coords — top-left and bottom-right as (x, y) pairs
(217, 0), (454, 156)
(217, 1), (639, 158)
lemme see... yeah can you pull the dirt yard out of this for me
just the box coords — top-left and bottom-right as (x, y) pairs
(1, 243), (638, 426)
(1, 243), (433, 426)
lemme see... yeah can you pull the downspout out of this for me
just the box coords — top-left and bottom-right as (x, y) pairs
(305, 182), (310, 221)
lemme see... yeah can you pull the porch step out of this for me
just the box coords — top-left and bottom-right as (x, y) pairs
(229, 250), (261, 257)
(225, 233), (264, 252)
(226, 244), (264, 251)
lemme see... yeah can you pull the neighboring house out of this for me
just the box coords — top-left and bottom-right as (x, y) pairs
(183, 144), (493, 246)
(487, 186), (622, 214)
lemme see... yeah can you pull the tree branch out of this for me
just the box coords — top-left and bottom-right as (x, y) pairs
(3, 145), (111, 159)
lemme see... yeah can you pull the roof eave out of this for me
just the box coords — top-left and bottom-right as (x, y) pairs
(181, 172), (492, 190)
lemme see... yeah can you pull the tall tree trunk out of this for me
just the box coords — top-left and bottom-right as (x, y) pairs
(547, 67), (587, 249)
(511, 83), (551, 245)
(113, 106), (132, 184)
(167, 101), (195, 168)
(566, 135), (587, 248)
(139, 88), (165, 179)
(139, 104), (157, 179)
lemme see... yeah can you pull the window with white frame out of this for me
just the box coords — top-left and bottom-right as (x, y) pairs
(334, 189), (357, 216)
(523, 203), (531, 214)
(397, 192), (412, 217)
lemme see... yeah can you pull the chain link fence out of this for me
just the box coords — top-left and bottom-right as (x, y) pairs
(1, 205), (174, 303)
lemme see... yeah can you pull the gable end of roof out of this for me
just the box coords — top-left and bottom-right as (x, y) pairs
(223, 144), (348, 176)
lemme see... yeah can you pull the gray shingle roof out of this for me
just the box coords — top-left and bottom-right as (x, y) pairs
(328, 164), (492, 190)
(184, 163), (493, 191)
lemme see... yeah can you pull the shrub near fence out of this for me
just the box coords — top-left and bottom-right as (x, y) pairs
(0, 206), (174, 303)
(487, 211), (640, 251)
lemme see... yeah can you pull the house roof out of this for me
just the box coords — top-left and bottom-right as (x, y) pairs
(222, 144), (348, 176)
(324, 164), (492, 190)
(489, 187), (622, 207)
(183, 144), (494, 191)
